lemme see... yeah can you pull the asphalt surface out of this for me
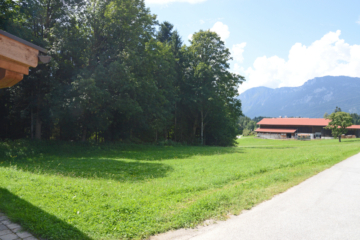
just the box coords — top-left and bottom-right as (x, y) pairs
(152, 152), (360, 240)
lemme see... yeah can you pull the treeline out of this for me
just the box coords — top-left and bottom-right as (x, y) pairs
(0, 0), (244, 146)
(238, 116), (267, 136)
(350, 113), (360, 125)
(325, 107), (360, 125)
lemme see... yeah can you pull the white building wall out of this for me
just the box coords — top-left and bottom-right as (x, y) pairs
(257, 133), (282, 139)
(297, 133), (314, 139)
(257, 133), (294, 139)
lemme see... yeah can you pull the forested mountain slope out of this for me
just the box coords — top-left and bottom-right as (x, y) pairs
(240, 76), (360, 118)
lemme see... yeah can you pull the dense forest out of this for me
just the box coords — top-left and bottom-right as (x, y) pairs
(350, 113), (360, 125)
(0, 0), (244, 146)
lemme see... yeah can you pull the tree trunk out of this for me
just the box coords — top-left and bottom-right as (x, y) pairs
(35, 96), (42, 140)
(201, 110), (204, 145)
(339, 135), (341, 142)
(174, 103), (177, 142)
(193, 125), (197, 139)
(193, 115), (198, 141)
(31, 108), (34, 140)
(81, 128), (87, 142)
(35, 111), (42, 140)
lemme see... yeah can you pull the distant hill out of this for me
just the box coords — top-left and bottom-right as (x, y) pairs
(239, 76), (360, 118)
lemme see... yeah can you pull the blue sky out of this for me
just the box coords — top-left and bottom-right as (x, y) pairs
(145, 0), (360, 93)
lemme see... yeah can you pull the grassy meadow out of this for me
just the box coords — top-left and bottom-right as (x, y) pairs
(0, 137), (360, 239)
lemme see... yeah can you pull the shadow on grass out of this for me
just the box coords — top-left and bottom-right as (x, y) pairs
(0, 158), (173, 182)
(0, 188), (92, 240)
(239, 146), (297, 149)
(0, 140), (243, 182)
(0, 140), (242, 161)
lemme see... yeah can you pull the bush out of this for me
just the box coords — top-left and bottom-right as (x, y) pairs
(242, 129), (255, 136)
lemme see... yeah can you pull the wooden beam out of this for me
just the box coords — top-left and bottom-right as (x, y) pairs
(0, 68), (24, 89)
(0, 56), (29, 75)
(0, 34), (39, 68)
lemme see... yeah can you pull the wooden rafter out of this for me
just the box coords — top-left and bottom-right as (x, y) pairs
(0, 30), (49, 88)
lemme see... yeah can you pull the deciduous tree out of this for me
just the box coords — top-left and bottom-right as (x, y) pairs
(325, 112), (352, 142)
(184, 30), (244, 145)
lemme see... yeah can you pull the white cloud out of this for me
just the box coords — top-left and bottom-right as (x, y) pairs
(210, 22), (230, 41)
(200, 19), (205, 25)
(188, 34), (193, 41)
(238, 30), (360, 93)
(232, 42), (247, 63)
(145, 0), (206, 4)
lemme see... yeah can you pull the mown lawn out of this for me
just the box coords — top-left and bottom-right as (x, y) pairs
(0, 138), (359, 239)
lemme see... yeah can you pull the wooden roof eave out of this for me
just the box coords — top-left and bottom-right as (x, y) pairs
(0, 30), (50, 88)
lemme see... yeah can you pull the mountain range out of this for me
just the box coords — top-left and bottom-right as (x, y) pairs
(239, 76), (360, 118)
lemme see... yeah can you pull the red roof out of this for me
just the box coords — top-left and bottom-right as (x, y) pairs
(255, 128), (297, 133)
(347, 125), (360, 130)
(258, 118), (330, 126)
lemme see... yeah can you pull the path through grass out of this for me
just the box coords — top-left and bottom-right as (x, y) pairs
(0, 138), (359, 239)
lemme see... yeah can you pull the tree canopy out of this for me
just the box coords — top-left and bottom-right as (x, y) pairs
(325, 111), (353, 142)
(0, 0), (245, 146)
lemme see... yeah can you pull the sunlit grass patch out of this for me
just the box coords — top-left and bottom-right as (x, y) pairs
(0, 138), (359, 239)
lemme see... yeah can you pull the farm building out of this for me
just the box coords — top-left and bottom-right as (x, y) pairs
(255, 118), (360, 140)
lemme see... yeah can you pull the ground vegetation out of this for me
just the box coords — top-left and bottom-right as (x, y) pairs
(0, 138), (359, 239)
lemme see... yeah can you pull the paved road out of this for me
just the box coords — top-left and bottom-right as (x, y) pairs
(152, 152), (360, 240)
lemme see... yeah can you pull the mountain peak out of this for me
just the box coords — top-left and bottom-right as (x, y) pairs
(239, 76), (360, 118)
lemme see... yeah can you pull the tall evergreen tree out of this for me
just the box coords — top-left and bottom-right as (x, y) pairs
(157, 21), (174, 43)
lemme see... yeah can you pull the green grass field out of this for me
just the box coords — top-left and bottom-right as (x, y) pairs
(0, 137), (359, 240)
